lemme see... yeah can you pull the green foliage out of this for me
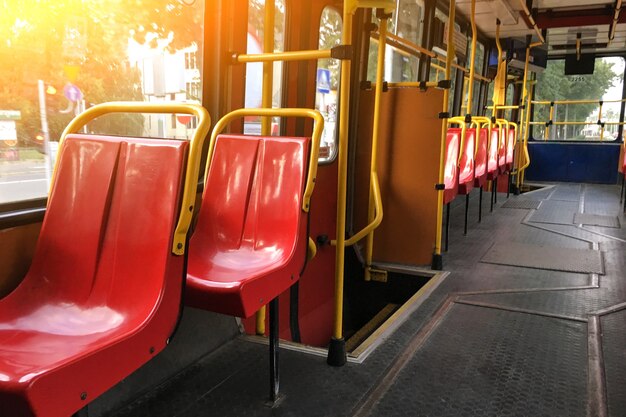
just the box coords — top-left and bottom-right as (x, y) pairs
(533, 58), (621, 138)
(0, 0), (202, 142)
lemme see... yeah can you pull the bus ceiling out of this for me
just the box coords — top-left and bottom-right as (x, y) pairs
(454, 0), (626, 56)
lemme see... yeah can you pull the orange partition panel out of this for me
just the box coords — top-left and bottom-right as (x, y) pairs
(354, 87), (444, 266)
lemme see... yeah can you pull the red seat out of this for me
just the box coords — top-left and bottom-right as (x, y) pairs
(506, 126), (515, 171)
(0, 135), (188, 417)
(498, 126), (507, 174)
(443, 129), (460, 205)
(457, 128), (476, 195)
(486, 128), (499, 180)
(186, 134), (310, 318)
(473, 127), (488, 188)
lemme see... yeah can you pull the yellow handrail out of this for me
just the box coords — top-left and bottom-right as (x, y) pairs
(332, 2), (354, 348)
(329, 0), (397, 365)
(532, 98), (626, 105)
(383, 81), (441, 88)
(235, 49), (333, 63)
(256, 0), (276, 336)
(205, 108), (323, 213)
(470, 116), (493, 156)
(363, 14), (388, 281)
(343, 175), (382, 246)
(433, 0), (456, 267)
(59, 101), (211, 256)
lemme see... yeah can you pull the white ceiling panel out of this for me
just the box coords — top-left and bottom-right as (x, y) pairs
(453, 0), (626, 54)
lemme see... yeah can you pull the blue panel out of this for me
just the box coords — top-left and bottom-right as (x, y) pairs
(525, 142), (621, 184)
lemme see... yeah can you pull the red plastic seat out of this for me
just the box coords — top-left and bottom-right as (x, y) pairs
(498, 126), (507, 174)
(506, 126), (515, 171)
(186, 134), (310, 318)
(0, 135), (188, 417)
(473, 127), (488, 188)
(443, 129), (460, 205)
(457, 128), (476, 195)
(486, 128), (499, 181)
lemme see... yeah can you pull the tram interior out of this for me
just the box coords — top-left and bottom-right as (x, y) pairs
(0, 0), (626, 416)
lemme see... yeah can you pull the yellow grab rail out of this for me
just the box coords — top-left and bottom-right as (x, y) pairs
(257, 0), (276, 336)
(363, 14), (388, 281)
(205, 108), (323, 213)
(433, 0), (456, 268)
(59, 101), (211, 256)
(328, 0), (397, 365)
(469, 116), (493, 156)
(340, 13), (389, 259)
(235, 49), (333, 63)
(343, 175), (382, 246)
(532, 98), (626, 105)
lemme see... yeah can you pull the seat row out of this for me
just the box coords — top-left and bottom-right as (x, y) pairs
(0, 103), (322, 417)
(443, 120), (516, 248)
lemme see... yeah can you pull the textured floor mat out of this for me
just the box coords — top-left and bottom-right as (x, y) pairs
(502, 199), (542, 209)
(529, 200), (578, 225)
(574, 213), (620, 228)
(481, 242), (604, 274)
(550, 184), (582, 202)
(366, 304), (588, 417)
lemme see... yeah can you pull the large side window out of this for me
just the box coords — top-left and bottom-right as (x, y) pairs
(315, 7), (342, 163)
(0, 1), (205, 206)
(533, 56), (625, 141)
(367, 0), (425, 83)
(430, 7), (462, 116)
(244, 0), (286, 135)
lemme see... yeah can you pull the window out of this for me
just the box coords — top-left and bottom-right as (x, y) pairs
(315, 7), (342, 163)
(367, 0), (425, 83)
(243, 0), (286, 136)
(432, 7), (461, 115)
(0, 1), (206, 205)
(533, 56), (625, 141)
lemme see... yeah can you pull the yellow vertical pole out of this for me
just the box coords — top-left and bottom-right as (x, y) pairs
(364, 15), (388, 281)
(328, 2), (354, 366)
(520, 82), (534, 186)
(466, 0), (477, 117)
(461, 77), (468, 112)
(256, 0), (275, 336)
(545, 103), (554, 140)
(515, 43), (531, 190)
(432, 0), (456, 269)
(598, 102), (605, 141)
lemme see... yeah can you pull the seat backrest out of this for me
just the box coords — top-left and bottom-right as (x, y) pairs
(22, 134), (188, 314)
(444, 129), (460, 190)
(191, 134), (309, 271)
(498, 127), (507, 168)
(458, 128), (476, 185)
(487, 129), (499, 173)
(506, 127), (515, 164)
(475, 128), (488, 177)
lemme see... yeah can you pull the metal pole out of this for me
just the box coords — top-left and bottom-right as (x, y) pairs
(479, 186), (483, 222)
(256, 0), (275, 337)
(494, 177), (498, 205)
(464, 193), (469, 235)
(269, 297), (279, 403)
(445, 203), (450, 252)
(328, 3), (354, 368)
(432, 0), (456, 269)
(364, 13), (389, 281)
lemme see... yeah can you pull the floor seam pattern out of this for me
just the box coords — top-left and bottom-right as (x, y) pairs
(354, 184), (621, 417)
